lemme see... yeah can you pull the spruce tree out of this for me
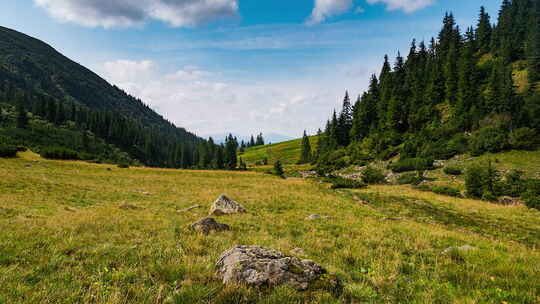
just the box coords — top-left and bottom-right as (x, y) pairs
(337, 91), (353, 146)
(476, 6), (492, 53)
(298, 130), (312, 164)
(16, 102), (28, 129)
(527, 0), (540, 86)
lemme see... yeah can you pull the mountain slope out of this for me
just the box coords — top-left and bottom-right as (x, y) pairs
(0, 26), (225, 168)
(0, 26), (170, 128)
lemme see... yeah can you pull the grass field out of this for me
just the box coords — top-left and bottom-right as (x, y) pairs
(239, 136), (318, 165)
(1, 151), (539, 303)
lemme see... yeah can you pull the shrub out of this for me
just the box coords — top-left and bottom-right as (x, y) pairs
(522, 179), (540, 210)
(273, 160), (284, 178)
(361, 167), (386, 184)
(0, 144), (18, 158)
(117, 163), (130, 169)
(498, 170), (525, 197)
(443, 166), (462, 176)
(432, 186), (462, 197)
(465, 161), (501, 200)
(388, 158), (434, 173)
(465, 166), (486, 198)
(397, 172), (423, 185)
(40, 147), (80, 160)
(470, 127), (508, 156)
(509, 127), (537, 150)
(325, 176), (366, 189)
(16, 146), (27, 152)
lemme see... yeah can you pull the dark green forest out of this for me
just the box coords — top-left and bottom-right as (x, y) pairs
(0, 26), (240, 169)
(313, 0), (540, 171)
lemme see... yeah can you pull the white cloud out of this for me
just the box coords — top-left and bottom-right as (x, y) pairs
(96, 59), (364, 137)
(366, 0), (435, 13)
(306, 0), (353, 25)
(33, 0), (239, 28)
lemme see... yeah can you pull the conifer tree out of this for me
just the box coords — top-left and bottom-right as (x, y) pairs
(476, 6), (492, 53)
(16, 102), (28, 129)
(298, 130), (312, 164)
(528, 0), (540, 85)
(337, 91), (353, 146)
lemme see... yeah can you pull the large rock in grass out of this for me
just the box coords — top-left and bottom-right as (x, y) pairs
(209, 195), (247, 216)
(190, 218), (230, 235)
(215, 245), (341, 291)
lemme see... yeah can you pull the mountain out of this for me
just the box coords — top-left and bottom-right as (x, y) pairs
(0, 26), (225, 168)
(0, 26), (170, 127)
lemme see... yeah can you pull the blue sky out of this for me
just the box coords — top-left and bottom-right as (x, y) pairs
(1, 0), (501, 138)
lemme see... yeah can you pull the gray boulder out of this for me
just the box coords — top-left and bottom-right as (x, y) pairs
(190, 218), (230, 235)
(215, 245), (340, 291)
(442, 245), (477, 255)
(306, 214), (332, 221)
(209, 195), (247, 216)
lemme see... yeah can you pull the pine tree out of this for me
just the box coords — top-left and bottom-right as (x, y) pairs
(337, 91), (353, 146)
(527, 0), (540, 86)
(298, 130), (312, 164)
(224, 134), (238, 169)
(476, 6), (492, 53)
(16, 102), (29, 129)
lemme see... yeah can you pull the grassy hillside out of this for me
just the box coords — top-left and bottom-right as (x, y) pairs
(1, 152), (539, 303)
(240, 136), (318, 165)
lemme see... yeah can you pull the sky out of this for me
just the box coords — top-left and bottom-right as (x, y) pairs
(0, 0), (501, 139)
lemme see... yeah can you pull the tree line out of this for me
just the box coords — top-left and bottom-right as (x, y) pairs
(306, 0), (540, 171)
(1, 84), (250, 169)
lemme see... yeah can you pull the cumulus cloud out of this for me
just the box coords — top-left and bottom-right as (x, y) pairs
(96, 59), (353, 136)
(366, 0), (435, 13)
(33, 0), (239, 28)
(306, 0), (353, 25)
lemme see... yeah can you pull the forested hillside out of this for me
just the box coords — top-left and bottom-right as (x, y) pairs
(314, 0), (540, 170)
(0, 26), (234, 169)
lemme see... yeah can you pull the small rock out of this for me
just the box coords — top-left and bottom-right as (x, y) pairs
(119, 204), (143, 210)
(190, 218), (230, 235)
(306, 214), (332, 221)
(291, 248), (306, 255)
(24, 164), (32, 168)
(209, 195), (247, 216)
(64, 207), (77, 212)
(381, 217), (402, 221)
(216, 245), (341, 291)
(178, 205), (201, 213)
(497, 196), (522, 206)
(107, 168), (112, 171)
(299, 171), (318, 178)
(442, 245), (477, 255)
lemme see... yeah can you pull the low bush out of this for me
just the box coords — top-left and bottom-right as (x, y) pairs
(361, 167), (386, 184)
(522, 179), (540, 210)
(117, 163), (130, 169)
(432, 186), (462, 197)
(443, 166), (462, 176)
(325, 176), (366, 189)
(397, 173), (423, 185)
(465, 161), (501, 200)
(388, 158), (434, 173)
(470, 127), (508, 156)
(0, 144), (18, 158)
(509, 127), (537, 150)
(40, 147), (80, 160)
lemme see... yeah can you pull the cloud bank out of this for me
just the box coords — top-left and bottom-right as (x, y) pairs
(33, 0), (239, 28)
(97, 59), (367, 137)
(366, 0), (435, 13)
(306, 0), (353, 25)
